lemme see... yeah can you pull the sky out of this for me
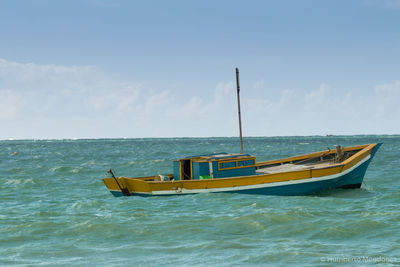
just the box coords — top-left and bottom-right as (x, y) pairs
(1, 0), (400, 139)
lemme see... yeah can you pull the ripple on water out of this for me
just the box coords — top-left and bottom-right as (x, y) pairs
(4, 178), (35, 186)
(0, 137), (399, 265)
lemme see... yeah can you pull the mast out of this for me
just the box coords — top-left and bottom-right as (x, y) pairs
(235, 68), (244, 154)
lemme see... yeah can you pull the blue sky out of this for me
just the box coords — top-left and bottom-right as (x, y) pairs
(1, 0), (400, 139)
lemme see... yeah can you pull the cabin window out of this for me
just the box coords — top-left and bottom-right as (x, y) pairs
(218, 158), (255, 170)
(237, 160), (254, 167)
(219, 161), (236, 169)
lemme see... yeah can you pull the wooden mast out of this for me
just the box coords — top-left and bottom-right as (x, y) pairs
(236, 68), (243, 154)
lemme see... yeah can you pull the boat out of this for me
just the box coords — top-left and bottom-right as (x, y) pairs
(102, 143), (381, 197)
(102, 68), (381, 197)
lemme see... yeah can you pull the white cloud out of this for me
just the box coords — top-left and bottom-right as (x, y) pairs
(374, 80), (400, 97)
(245, 81), (400, 136)
(0, 59), (143, 119)
(91, 86), (141, 113)
(0, 89), (20, 119)
(181, 97), (207, 118)
(144, 91), (173, 113)
(0, 59), (239, 138)
(213, 81), (235, 104)
(253, 79), (264, 89)
(0, 59), (102, 91)
(372, 80), (400, 117)
(246, 98), (270, 110)
(1, 58), (399, 138)
(304, 83), (328, 104)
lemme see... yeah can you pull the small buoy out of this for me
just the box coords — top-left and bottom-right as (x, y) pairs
(13, 152), (18, 155)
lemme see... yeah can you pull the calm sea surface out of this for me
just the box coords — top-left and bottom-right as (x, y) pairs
(1, 136), (399, 266)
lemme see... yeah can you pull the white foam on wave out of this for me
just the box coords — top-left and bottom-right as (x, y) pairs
(5, 178), (35, 185)
(49, 167), (59, 172)
(71, 168), (80, 173)
(67, 202), (82, 211)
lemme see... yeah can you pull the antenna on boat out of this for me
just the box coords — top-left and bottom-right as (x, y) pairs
(236, 67), (244, 154)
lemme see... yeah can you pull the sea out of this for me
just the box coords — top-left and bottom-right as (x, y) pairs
(1, 136), (399, 266)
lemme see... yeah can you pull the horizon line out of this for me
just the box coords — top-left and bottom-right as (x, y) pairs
(2, 134), (399, 141)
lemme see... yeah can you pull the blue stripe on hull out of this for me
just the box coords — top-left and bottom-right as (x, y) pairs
(110, 190), (123, 197)
(229, 155), (375, 196)
(110, 190), (153, 197)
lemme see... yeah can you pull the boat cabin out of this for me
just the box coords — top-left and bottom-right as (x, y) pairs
(173, 153), (256, 180)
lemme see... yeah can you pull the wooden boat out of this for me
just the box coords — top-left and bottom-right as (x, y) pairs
(102, 143), (381, 197)
(102, 68), (381, 197)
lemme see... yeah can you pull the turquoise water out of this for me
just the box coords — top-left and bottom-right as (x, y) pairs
(1, 136), (399, 266)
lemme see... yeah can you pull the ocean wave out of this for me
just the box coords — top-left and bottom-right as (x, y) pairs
(4, 178), (35, 185)
(1, 136), (399, 265)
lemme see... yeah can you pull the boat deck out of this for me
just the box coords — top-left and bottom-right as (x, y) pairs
(256, 161), (336, 174)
